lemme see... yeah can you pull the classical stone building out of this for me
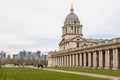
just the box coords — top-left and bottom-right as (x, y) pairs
(48, 5), (120, 70)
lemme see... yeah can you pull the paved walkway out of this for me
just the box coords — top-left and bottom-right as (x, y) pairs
(44, 69), (120, 80)
(26, 66), (120, 80)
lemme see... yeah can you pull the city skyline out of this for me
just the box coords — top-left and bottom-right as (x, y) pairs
(0, 0), (120, 55)
(0, 50), (48, 60)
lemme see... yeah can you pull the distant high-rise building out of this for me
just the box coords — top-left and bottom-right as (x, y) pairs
(17, 50), (47, 60)
(32, 52), (36, 59)
(27, 51), (32, 59)
(13, 54), (18, 59)
(41, 52), (48, 60)
(0, 51), (6, 60)
(35, 51), (41, 59)
(41, 54), (48, 60)
(7, 55), (11, 59)
(19, 50), (26, 59)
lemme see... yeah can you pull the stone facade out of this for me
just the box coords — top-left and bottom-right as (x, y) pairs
(48, 5), (120, 70)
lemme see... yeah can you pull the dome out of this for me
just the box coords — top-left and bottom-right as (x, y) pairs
(64, 13), (80, 24)
(64, 4), (80, 24)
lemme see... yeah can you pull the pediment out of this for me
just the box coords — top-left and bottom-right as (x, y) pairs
(59, 38), (66, 45)
(69, 36), (83, 42)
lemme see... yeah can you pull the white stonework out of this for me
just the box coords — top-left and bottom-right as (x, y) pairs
(48, 5), (120, 70)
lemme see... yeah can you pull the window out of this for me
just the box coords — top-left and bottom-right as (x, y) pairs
(77, 42), (79, 48)
(74, 21), (76, 24)
(66, 27), (67, 34)
(71, 26), (73, 30)
(74, 27), (76, 33)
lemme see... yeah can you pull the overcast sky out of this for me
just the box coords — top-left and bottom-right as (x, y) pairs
(0, 0), (120, 55)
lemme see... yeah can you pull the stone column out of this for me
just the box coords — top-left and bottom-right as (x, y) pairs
(93, 51), (97, 68)
(60, 56), (62, 66)
(83, 53), (86, 68)
(56, 56), (58, 65)
(80, 53), (82, 67)
(70, 54), (72, 67)
(61, 56), (62, 66)
(62, 56), (64, 66)
(99, 50), (103, 69)
(113, 48), (118, 70)
(59, 56), (60, 66)
(58, 56), (59, 66)
(63, 55), (66, 66)
(88, 52), (91, 68)
(105, 49), (110, 69)
(65, 55), (67, 66)
(52, 57), (54, 66)
(68, 55), (70, 67)
(56, 57), (57, 66)
(55, 57), (56, 66)
(74, 54), (76, 67)
(76, 54), (78, 67)
(72, 54), (75, 67)
(67, 55), (69, 67)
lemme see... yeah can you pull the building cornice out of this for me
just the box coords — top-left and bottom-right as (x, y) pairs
(49, 38), (120, 57)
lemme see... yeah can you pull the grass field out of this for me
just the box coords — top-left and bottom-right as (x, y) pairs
(48, 67), (120, 77)
(0, 68), (108, 80)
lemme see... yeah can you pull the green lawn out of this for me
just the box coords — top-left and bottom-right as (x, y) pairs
(48, 67), (120, 77)
(0, 68), (108, 80)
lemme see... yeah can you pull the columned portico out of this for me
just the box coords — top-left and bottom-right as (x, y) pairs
(50, 46), (120, 70)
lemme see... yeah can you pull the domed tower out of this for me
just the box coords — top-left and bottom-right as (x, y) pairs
(59, 4), (83, 51)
